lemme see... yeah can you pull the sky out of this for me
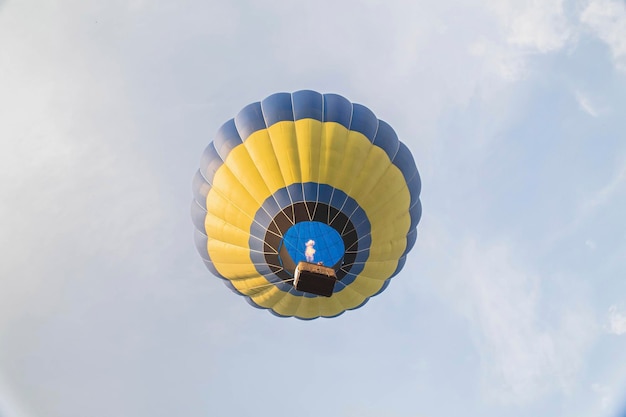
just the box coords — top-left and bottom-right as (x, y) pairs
(1, 0), (626, 416)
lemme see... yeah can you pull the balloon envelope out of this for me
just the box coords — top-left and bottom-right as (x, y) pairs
(192, 90), (421, 319)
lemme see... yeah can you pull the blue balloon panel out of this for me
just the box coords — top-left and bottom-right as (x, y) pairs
(280, 221), (345, 269)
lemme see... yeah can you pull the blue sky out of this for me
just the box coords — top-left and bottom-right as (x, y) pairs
(1, 0), (626, 416)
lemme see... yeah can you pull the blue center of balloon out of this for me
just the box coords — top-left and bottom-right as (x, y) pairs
(281, 221), (345, 267)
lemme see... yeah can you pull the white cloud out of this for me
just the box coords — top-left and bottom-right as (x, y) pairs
(607, 305), (626, 335)
(469, 38), (530, 81)
(0, 5), (173, 415)
(591, 382), (612, 410)
(581, 0), (626, 72)
(585, 239), (597, 249)
(575, 90), (601, 117)
(504, 0), (572, 52)
(542, 156), (626, 251)
(0, 2), (163, 290)
(583, 160), (626, 212)
(0, 374), (32, 417)
(482, 0), (572, 52)
(465, 0), (572, 83)
(440, 239), (594, 404)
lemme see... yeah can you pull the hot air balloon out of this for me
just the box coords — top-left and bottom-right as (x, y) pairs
(191, 90), (421, 319)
